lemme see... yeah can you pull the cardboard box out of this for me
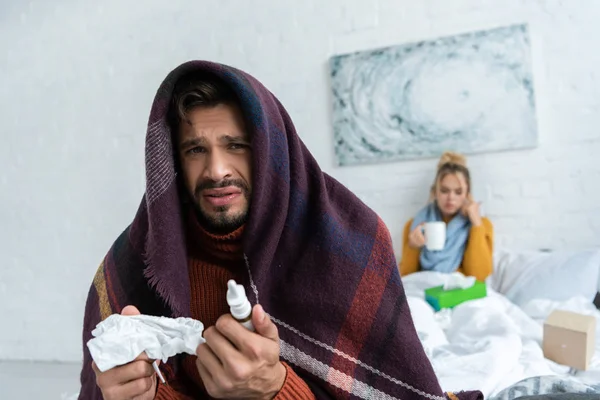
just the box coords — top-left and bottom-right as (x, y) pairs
(543, 310), (596, 370)
(424, 281), (487, 311)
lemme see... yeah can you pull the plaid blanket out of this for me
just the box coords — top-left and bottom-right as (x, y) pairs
(78, 60), (483, 399)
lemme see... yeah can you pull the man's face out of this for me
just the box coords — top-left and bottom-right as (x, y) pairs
(177, 104), (252, 233)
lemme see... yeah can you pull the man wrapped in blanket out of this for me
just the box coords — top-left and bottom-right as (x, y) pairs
(78, 60), (483, 400)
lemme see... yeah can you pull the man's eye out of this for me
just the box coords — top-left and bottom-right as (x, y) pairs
(188, 147), (205, 154)
(229, 143), (247, 150)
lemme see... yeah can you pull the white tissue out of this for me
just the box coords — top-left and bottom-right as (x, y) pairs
(87, 314), (205, 372)
(443, 273), (476, 290)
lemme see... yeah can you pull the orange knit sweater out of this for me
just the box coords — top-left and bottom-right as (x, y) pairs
(155, 215), (314, 399)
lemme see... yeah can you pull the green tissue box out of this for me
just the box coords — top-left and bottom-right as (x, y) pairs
(425, 281), (487, 311)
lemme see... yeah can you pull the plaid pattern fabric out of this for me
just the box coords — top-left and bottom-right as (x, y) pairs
(78, 60), (483, 400)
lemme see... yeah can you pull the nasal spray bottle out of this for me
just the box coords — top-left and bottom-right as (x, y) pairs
(226, 279), (255, 331)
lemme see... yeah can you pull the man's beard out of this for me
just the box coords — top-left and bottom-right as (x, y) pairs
(192, 178), (251, 234)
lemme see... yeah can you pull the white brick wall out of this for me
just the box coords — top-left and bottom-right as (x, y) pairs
(1, 0), (599, 362)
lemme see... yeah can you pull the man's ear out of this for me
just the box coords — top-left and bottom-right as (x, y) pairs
(175, 174), (191, 204)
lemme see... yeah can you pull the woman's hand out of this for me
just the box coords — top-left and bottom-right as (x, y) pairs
(462, 196), (482, 226)
(408, 224), (426, 249)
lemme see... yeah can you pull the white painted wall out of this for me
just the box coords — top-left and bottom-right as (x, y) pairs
(1, 0), (599, 363)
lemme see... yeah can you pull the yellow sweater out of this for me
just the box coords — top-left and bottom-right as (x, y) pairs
(398, 217), (494, 282)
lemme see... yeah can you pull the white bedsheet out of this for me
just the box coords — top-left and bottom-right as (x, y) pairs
(402, 271), (600, 398)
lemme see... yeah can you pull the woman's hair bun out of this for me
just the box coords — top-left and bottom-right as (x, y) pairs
(437, 151), (467, 171)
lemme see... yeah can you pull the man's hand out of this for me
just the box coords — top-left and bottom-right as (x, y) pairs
(92, 305), (159, 400)
(196, 304), (286, 399)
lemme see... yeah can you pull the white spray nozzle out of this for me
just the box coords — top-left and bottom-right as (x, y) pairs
(226, 280), (253, 329)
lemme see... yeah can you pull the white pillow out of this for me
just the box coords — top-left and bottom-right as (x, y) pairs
(488, 248), (600, 307)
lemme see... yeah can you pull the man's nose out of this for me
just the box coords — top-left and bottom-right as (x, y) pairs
(204, 150), (231, 181)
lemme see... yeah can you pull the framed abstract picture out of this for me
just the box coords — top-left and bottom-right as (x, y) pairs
(329, 24), (538, 166)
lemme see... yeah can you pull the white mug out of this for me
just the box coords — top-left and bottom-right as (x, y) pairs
(424, 222), (446, 251)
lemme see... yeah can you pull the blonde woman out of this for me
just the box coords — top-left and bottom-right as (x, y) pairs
(399, 152), (494, 281)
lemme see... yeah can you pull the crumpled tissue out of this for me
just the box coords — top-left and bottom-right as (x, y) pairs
(87, 314), (205, 372)
(443, 273), (476, 291)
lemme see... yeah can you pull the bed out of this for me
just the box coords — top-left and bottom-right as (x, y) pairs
(402, 247), (600, 399)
